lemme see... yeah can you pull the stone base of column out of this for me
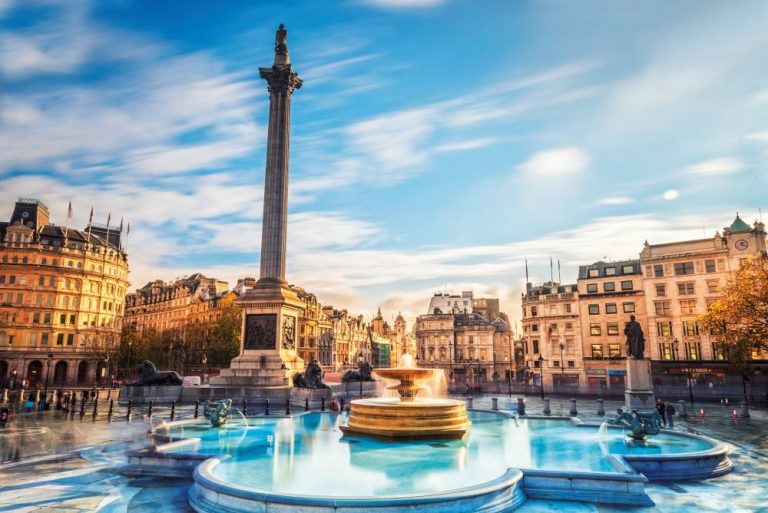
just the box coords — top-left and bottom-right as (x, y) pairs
(211, 283), (305, 389)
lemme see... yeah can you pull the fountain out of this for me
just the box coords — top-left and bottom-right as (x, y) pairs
(339, 354), (470, 440)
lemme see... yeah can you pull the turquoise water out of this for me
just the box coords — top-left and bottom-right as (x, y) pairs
(163, 411), (712, 497)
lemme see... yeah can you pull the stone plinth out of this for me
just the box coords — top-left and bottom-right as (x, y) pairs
(624, 358), (655, 410)
(118, 385), (181, 405)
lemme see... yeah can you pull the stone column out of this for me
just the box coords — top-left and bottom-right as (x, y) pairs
(257, 24), (302, 287)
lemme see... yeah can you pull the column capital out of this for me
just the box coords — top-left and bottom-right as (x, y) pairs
(259, 65), (303, 95)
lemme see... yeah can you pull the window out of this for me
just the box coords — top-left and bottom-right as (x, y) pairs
(532, 339), (539, 353)
(654, 284), (666, 297)
(682, 320), (699, 336)
(588, 269), (599, 277)
(655, 301), (671, 315)
(29, 333), (37, 346)
(605, 303), (617, 314)
(588, 304), (600, 315)
(553, 360), (560, 367)
(44, 313), (51, 324)
(656, 321), (673, 337)
(608, 344), (621, 357)
(623, 302), (635, 313)
(587, 283), (598, 293)
(605, 267), (616, 276)
(591, 344), (604, 358)
(604, 282), (616, 292)
(621, 280), (633, 291)
(677, 282), (695, 295)
(56, 333), (64, 345)
(60, 314), (66, 324)
(41, 333), (49, 345)
(565, 303), (572, 313)
(533, 360), (541, 368)
(707, 280), (719, 293)
(705, 259), (716, 273)
(622, 265), (634, 274)
(654, 264), (664, 277)
(531, 306), (537, 317)
(686, 342), (700, 360)
(680, 299), (697, 314)
(568, 360), (575, 368)
(66, 334), (74, 346)
(532, 324), (539, 332)
(659, 343), (673, 360)
(674, 261), (694, 275)
(69, 314), (75, 325)
(590, 323), (601, 336)
(712, 342), (726, 361)
(607, 323), (619, 335)
(9, 276), (15, 284)
(38, 276), (44, 286)
(32, 313), (40, 323)
(15, 293), (22, 304)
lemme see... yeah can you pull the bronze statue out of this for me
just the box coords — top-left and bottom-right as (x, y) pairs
(203, 399), (233, 427)
(610, 407), (662, 440)
(292, 359), (330, 389)
(129, 360), (183, 386)
(275, 23), (288, 56)
(624, 314), (645, 359)
(341, 361), (373, 383)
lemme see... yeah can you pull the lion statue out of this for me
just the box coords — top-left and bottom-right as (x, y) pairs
(292, 359), (330, 389)
(129, 360), (183, 386)
(341, 361), (373, 383)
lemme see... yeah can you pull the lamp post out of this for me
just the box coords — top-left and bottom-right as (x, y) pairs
(358, 352), (364, 398)
(674, 338), (694, 405)
(43, 352), (54, 409)
(126, 340), (133, 382)
(538, 355), (545, 400)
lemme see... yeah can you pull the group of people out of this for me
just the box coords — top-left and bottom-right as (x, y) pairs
(655, 398), (677, 428)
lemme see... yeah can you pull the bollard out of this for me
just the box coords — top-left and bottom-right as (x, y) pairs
(243, 399), (248, 416)
(466, 397), (474, 410)
(127, 399), (133, 421)
(677, 400), (688, 418)
(321, 397), (325, 411)
(147, 400), (153, 418)
(305, 398), (310, 411)
(285, 398), (291, 415)
(79, 398), (86, 420)
(265, 399), (270, 416)
(194, 400), (200, 419)
(517, 397), (526, 416)
(491, 398), (499, 411)
(70, 396), (77, 418)
(108, 399), (114, 420)
(107, 389), (112, 401)
(92, 398), (98, 420)
(170, 401), (176, 421)
(569, 398), (578, 417)
(543, 398), (551, 415)
(739, 401), (750, 418)
(596, 398), (605, 416)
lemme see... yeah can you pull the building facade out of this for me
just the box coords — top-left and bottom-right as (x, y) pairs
(521, 281), (583, 393)
(0, 198), (130, 388)
(577, 260), (646, 394)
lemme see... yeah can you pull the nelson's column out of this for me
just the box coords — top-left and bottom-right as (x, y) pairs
(212, 24), (304, 389)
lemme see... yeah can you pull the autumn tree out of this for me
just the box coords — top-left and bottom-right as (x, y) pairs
(700, 256), (768, 365)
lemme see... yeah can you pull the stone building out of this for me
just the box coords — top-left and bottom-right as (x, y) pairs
(521, 281), (583, 393)
(292, 286), (332, 365)
(641, 215), (767, 389)
(0, 198), (129, 387)
(577, 259), (646, 394)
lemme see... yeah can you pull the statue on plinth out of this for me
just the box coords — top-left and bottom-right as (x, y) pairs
(624, 314), (645, 359)
(129, 360), (183, 386)
(341, 361), (373, 383)
(203, 399), (233, 427)
(292, 359), (330, 389)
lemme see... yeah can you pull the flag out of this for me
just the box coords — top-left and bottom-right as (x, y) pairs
(64, 201), (73, 239)
(88, 206), (93, 225)
(67, 201), (73, 220)
(119, 217), (124, 233)
(106, 212), (111, 227)
(87, 206), (94, 243)
(127, 222), (130, 235)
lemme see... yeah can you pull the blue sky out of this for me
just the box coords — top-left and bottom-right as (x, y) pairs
(2, 0), (767, 327)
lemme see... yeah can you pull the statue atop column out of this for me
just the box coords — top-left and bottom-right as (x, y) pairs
(624, 314), (645, 359)
(275, 23), (288, 57)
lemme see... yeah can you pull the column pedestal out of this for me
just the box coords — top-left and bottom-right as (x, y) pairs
(210, 283), (305, 388)
(624, 358), (656, 410)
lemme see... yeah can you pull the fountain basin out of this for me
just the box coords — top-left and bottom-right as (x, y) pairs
(340, 397), (470, 440)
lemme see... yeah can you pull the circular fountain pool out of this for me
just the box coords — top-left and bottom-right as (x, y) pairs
(149, 410), (731, 512)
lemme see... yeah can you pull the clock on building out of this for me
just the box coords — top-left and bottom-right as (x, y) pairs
(21, 211), (29, 218)
(735, 239), (749, 251)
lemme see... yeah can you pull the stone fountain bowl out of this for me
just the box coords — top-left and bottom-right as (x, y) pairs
(373, 368), (441, 381)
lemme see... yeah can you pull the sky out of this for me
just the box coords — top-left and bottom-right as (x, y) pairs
(1, 0), (768, 329)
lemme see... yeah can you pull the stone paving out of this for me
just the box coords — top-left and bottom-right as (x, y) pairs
(0, 394), (765, 512)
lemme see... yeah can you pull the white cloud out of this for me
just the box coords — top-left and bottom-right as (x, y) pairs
(516, 146), (590, 178)
(433, 137), (497, 153)
(683, 157), (746, 177)
(663, 189), (679, 201)
(744, 131), (768, 143)
(597, 196), (634, 206)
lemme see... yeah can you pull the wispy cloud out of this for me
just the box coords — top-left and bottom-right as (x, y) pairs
(683, 157), (746, 177)
(596, 196), (634, 206)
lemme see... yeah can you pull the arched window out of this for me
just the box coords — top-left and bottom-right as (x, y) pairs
(41, 258), (47, 265)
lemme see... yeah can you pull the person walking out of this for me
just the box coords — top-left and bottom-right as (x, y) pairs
(666, 402), (675, 428)
(655, 398), (667, 427)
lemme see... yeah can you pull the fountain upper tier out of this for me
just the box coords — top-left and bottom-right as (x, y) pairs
(373, 368), (440, 402)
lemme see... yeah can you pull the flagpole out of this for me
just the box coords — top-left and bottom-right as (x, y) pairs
(87, 206), (94, 245)
(105, 212), (112, 250)
(64, 201), (72, 242)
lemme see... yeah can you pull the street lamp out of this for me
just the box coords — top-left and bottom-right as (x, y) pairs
(674, 338), (694, 405)
(43, 352), (54, 409)
(358, 352), (364, 398)
(559, 343), (565, 374)
(538, 354), (545, 400)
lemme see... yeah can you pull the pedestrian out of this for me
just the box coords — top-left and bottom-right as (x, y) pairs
(655, 398), (667, 427)
(666, 402), (675, 428)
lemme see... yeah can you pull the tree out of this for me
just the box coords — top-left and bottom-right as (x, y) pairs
(206, 304), (242, 366)
(700, 256), (768, 364)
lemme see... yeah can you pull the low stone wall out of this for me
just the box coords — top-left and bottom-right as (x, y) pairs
(521, 468), (653, 506)
(119, 385), (182, 405)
